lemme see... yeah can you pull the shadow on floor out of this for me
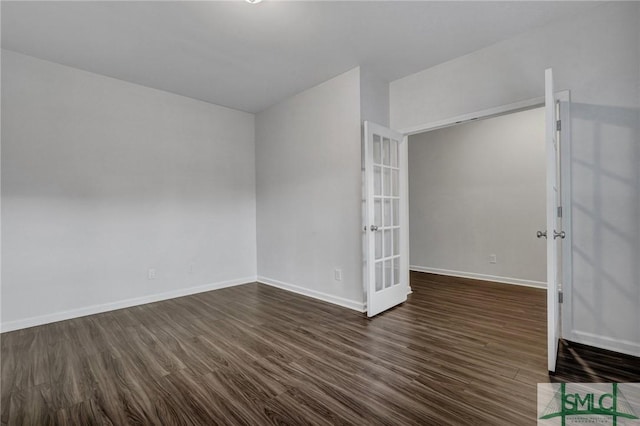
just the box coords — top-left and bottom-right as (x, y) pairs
(552, 339), (640, 383)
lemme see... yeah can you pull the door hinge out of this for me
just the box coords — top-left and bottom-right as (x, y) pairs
(558, 291), (563, 304)
(557, 206), (562, 218)
(556, 120), (561, 131)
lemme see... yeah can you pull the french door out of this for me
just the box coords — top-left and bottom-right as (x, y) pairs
(364, 122), (408, 317)
(544, 68), (564, 373)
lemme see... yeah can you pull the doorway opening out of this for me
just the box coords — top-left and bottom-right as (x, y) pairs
(363, 76), (572, 372)
(407, 106), (547, 289)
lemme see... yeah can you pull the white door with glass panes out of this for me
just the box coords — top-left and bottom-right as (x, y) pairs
(364, 121), (408, 317)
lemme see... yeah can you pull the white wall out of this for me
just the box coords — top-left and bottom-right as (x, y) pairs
(391, 2), (640, 356)
(359, 67), (390, 298)
(255, 68), (364, 310)
(1, 50), (257, 330)
(360, 67), (389, 127)
(409, 108), (546, 287)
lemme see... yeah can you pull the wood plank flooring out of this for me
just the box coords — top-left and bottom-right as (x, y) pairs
(1, 271), (637, 425)
(554, 339), (640, 383)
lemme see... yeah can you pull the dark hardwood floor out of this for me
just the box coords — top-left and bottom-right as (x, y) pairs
(554, 339), (640, 383)
(1, 271), (638, 425)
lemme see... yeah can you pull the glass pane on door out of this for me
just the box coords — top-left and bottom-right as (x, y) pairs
(384, 230), (391, 258)
(383, 200), (391, 227)
(393, 258), (400, 285)
(392, 169), (399, 196)
(393, 199), (399, 226)
(374, 199), (382, 228)
(391, 139), (398, 167)
(384, 259), (392, 288)
(383, 168), (391, 196)
(383, 138), (390, 166)
(393, 230), (399, 256)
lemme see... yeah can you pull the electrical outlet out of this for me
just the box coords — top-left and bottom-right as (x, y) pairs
(148, 268), (156, 280)
(334, 268), (343, 281)
(489, 254), (497, 264)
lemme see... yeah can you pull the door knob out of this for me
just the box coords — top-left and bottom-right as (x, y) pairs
(537, 230), (547, 239)
(553, 230), (566, 239)
(370, 225), (379, 232)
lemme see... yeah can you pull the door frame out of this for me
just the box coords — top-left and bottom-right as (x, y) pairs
(395, 93), (573, 339)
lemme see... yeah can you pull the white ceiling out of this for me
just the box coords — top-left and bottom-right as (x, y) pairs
(2, 1), (599, 113)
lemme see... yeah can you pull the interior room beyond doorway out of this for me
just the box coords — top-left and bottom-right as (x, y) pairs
(407, 107), (547, 289)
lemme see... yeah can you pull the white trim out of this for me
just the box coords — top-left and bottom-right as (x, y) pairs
(0, 276), (257, 333)
(398, 96), (545, 136)
(410, 265), (546, 289)
(401, 135), (411, 299)
(569, 331), (640, 358)
(258, 276), (366, 312)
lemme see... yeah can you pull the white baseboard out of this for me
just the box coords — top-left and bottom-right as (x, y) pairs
(409, 265), (546, 289)
(568, 330), (640, 358)
(0, 276), (257, 333)
(257, 276), (366, 313)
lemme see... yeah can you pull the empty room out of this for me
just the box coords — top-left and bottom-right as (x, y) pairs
(2, 1), (639, 424)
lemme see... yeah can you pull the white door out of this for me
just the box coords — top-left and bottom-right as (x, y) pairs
(364, 121), (408, 317)
(545, 68), (564, 373)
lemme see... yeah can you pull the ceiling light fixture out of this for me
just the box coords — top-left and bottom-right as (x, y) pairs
(246, 0), (263, 4)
